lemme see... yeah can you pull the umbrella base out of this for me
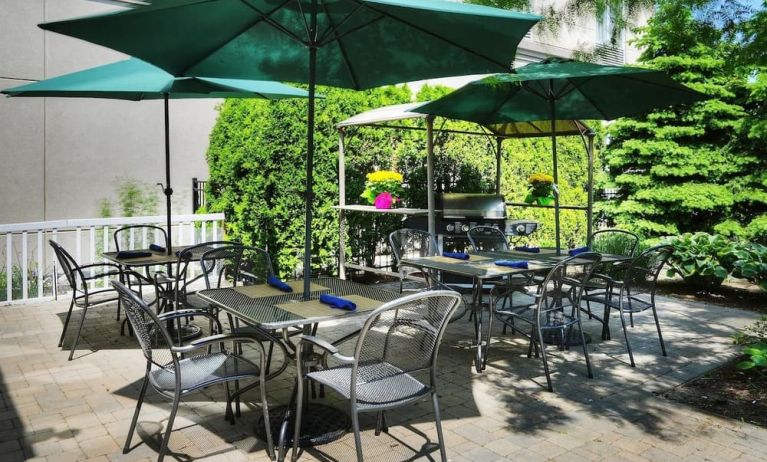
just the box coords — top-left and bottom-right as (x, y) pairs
(257, 403), (348, 449)
(542, 328), (591, 346)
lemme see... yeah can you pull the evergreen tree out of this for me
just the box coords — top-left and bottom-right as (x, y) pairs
(599, 1), (763, 238)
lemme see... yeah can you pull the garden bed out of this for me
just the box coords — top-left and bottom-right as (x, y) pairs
(663, 356), (767, 428)
(657, 278), (767, 314)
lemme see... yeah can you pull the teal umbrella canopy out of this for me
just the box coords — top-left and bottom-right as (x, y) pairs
(3, 58), (311, 255)
(38, 0), (540, 88)
(38, 0), (540, 296)
(1, 58), (312, 100)
(414, 58), (708, 123)
(415, 58), (708, 254)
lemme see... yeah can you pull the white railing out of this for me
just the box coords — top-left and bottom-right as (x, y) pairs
(0, 213), (225, 305)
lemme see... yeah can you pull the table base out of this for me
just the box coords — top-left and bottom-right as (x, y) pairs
(256, 403), (348, 448)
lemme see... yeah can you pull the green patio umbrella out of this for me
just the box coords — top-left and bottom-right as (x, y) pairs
(2, 58), (311, 254)
(39, 0), (540, 296)
(415, 58), (709, 253)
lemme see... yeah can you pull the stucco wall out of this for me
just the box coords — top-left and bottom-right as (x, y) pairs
(0, 0), (217, 224)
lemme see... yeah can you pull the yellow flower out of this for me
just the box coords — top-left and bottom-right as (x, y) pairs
(367, 170), (403, 183)
(528, 173), (554, 184)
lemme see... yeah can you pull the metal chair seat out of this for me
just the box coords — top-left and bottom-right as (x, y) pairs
(150, 352), (261, 394)
(308, 362), (430, 409)
(582, 293), (653, 313)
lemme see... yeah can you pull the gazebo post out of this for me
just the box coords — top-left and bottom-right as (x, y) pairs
(495, 136), (503, 194)
(586, 131), (595, 245)
(549, 84), (562, 256)
(338, 128), (347, 279)
(426, 115), (436, 238)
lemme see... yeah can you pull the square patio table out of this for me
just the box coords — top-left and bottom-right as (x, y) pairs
(102, 245), (194, 267)
(197, 277), (402, 452)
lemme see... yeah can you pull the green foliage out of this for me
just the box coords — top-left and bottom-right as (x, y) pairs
(735, 316), (767, 345)
(664, 232), (734, 289)
(98, 178), (159, 218)
(729, 243), (767, 291)
(737, 342), (767, 372)
(747, 215), (767, 244)
(600, 0), (767, 238)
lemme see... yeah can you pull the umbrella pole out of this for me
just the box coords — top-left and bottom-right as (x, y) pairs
(495, 137), (503, 194)
(302, 5), (318, 299)
(549, 82), (561, 256)
(164, 94), (173, 255)
(426, 116), (436, 239)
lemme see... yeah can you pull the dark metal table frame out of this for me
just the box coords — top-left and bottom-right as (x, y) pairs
(401, 249), (631, 373)
(197, 277), (401, 460)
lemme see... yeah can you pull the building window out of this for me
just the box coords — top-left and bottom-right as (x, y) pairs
(596, 4), (625, 65)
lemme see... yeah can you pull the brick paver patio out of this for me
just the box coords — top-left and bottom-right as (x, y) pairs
(1, 289), (765, 462)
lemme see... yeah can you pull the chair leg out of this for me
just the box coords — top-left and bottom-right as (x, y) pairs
(290, 378), (306, 462)
(123, 372), (150, 453)
(260, 376), (275, 461)
(158, 392), (181, 462)
(536, 327), (554, 392)
(351, 410), (364, 462)
(58, 296), (76, 348)
(578, 319), (593, 379)
(68, 304), (90, 361)
(432, 391), (447, 462)
(629, 312), (634, 328)
(651, 304), (667, 356)
(618, 310), (635, 367)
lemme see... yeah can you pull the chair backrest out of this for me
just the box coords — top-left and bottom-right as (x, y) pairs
(171, 241), (241, 296)
(589, 229), (640, 258)
(467, 226), (509, 252)
(535, 252), (602, 325)
(623, 245), (674, 297)
(199, 243), (246, 289)
(349, 291), (462, 404)
(389, 228), (438, 265)
(49, 240), (82, 292)
(236, 246), (276, 285)
(112, 280), (176, 370)
(113, 225), (169, 252)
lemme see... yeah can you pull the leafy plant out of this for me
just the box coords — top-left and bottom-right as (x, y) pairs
(665, 232), (734, 290)
(737, 342), (767, 373)
(729, 242), (767, 291)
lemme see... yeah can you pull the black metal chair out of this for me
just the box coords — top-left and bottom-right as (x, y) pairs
(290, 290), (463, 462)
(466, 225), (510, 252)
(581, 245), (674, 367)
(113, 225), (169, 252)
(112, 280), (276, 462)
(50, 240), (122, 361)
(582, 229), (641, 320)
(389, 228), (439, 293)
(489, 252), (602, 391)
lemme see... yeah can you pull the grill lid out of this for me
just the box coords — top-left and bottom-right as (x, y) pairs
(440, 193), (506, 219)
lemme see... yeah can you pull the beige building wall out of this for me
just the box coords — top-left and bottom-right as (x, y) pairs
(0, 0), (218, 224)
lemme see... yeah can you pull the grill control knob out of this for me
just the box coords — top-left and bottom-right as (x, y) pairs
(461, 224), (470, 233)
(516, 224), (526, 234)
(446, 224), (455, 233)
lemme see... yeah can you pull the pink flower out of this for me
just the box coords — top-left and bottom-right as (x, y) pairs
(374, 192), (393, 209)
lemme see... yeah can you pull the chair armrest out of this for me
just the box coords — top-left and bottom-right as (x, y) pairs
(157, 308), (216, 321)
(299, 335), (355, 364)
(589, 273), (623, 286)
(172, 333), (264, 354)
(80, 262), (122, 280)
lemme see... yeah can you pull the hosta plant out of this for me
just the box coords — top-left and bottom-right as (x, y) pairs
(729, 243), (767, 292)
(737, 342), (767, 374)
(665, 232), (734, 290)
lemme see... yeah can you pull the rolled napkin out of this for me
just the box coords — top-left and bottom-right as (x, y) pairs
(514, 246), (540, 253)
(116, 250), (152, 259)
(319, 293), (357, 311)
(442, 251), (470, 260)
(568, 246), (590, 256)
(149, 243), (166, 253)
(494, 260), (529, 269)
(267, 275), (293, 293)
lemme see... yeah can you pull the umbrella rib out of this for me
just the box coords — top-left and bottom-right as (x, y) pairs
(480, 88), (521, 126)
(567, 79), (610, 120)
(318, 1), (360, 88)
(317, 3), (365, 44)
(356, 0), (510, 70)
(241, 0), (307, 44)
(317, 14), (385, 47)
(294, 0), (313, 41)
(178, 0), (301, 76)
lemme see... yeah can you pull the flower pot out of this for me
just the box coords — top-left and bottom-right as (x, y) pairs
(374, 192), (394, 209)
(536, 196), (555, 206)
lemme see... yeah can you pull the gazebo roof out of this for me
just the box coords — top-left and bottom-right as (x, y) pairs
(337, 102), (592, 138)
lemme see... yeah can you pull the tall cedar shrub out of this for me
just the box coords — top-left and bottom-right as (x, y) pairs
(599, 1), (764, 238)
(206, 85), (603, 276)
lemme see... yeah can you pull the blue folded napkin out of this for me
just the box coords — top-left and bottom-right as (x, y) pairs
(494, 260), (528, 269)
(442, 251), (470, 260)
(568, 246), (590, 256)
(267, 276), (293, 293)
(515, 246), (540, 253)
(319, 293), (357, 311)
(116, 250), (152, 259)
(149, 243), (166, 253)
